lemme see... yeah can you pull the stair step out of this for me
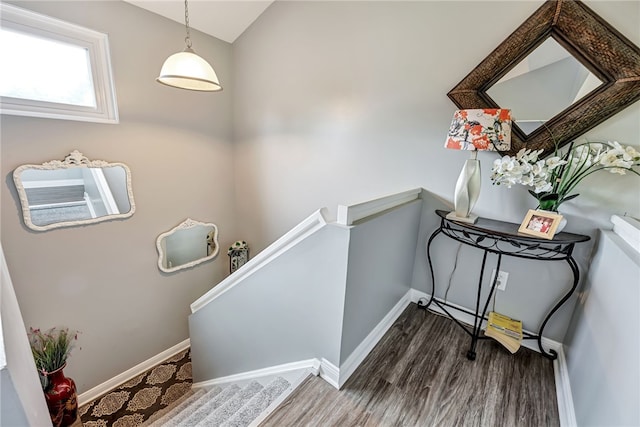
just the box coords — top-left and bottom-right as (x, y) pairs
(196, 381), (264, 426)
(150, 386), (222, 427)
(222, 377), (291, 427)
(168, 385), (239, 427)
(144, 387), (207, 426)
(148, 375), (296, 427)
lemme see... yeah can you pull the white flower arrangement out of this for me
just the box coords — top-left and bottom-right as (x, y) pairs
(491, 140), (640, 211)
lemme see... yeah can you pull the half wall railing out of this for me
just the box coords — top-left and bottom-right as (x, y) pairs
(188, 188), (426, 387)
(190, 207), (331, 313)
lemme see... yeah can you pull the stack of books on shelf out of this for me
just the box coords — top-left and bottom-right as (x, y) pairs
(484, 311), (523, 354)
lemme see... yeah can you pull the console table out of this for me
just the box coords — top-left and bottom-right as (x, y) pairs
(422, 209), (590, 360)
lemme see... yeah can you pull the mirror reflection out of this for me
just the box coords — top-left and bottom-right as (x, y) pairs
(447, 0), (640, 157)
(156, 218), (219, 273)
(13, 151), (135, 231)
(487, 38), (603, 135)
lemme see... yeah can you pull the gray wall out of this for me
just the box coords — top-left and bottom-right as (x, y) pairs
(189, 197), (425, 382)
(0, 369), (30, 427)
(1, 246), (52, 426)
(1, 1), (234, 393)
(340, 199), (422, 363)
(410, 189), (453, 294)
(1, 0), (638, 400)
(232, 0), (639, 257)
(189, 224), (349, 381)
(231, 0), (638, 344)
(564, 230), (640, 426)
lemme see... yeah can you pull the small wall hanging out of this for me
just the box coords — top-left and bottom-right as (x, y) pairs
(228, 240), (249, 273)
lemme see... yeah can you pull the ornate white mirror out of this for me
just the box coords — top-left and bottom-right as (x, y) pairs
(156, 218), (219, 273)
(13, 150), (135, 231)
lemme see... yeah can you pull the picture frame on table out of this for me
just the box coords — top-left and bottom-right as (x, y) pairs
(518, 209), (564, 240)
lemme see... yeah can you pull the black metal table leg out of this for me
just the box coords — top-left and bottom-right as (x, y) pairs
(424, 227), (442, 310)
(466, 251), (502, 360)
(536, 256), (581, 359)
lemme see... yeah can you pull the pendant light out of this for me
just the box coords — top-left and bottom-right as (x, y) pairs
(156, 0), (222, 92)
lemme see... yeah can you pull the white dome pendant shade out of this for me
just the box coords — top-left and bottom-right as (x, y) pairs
(156, 0), (222, 92)
(157, 47), (222, 92)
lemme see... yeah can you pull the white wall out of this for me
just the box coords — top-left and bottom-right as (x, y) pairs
(564, 229), (640, 426)
(1, 1), (234, 393)
(232, 0), (639, 256)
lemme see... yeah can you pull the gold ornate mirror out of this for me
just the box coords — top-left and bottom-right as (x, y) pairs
(447, 0), (640, 157)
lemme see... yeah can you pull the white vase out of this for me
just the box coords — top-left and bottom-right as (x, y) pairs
(556, 217), (567, 233)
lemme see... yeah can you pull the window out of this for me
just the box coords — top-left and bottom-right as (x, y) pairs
(0, 3), (118, 123)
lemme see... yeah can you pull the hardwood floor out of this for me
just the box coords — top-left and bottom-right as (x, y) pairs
(261, 304), (559, 427)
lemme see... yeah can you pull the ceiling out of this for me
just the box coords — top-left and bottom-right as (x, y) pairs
(124, 0), (274, 44)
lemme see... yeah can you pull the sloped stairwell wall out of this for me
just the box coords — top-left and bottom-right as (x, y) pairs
(188, 190), (428, 386)
(189, 212), (349, 382)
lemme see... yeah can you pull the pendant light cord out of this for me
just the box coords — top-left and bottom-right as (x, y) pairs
(156, 0), (222, 91)
(184, 0), (192, 49)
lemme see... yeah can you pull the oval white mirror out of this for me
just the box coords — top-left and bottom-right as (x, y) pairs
(156, 218), (219, 273)
(13, 151), (135, 231)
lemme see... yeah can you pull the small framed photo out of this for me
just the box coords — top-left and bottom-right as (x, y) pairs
(518, 209), (564, 240)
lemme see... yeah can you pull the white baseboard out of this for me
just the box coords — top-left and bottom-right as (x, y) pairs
(319, 358), (340, 389)
(411, 289), (575, 426)
(77, 339), (190, 406)
(338, 289), (413, 388)
(554, 345), (577, 427)
(192, 358), (321, 389)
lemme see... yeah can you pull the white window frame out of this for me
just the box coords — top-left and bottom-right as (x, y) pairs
(0, 3), (119, 124)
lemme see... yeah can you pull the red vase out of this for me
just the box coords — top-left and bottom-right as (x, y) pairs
(44, 364), (78, 427)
